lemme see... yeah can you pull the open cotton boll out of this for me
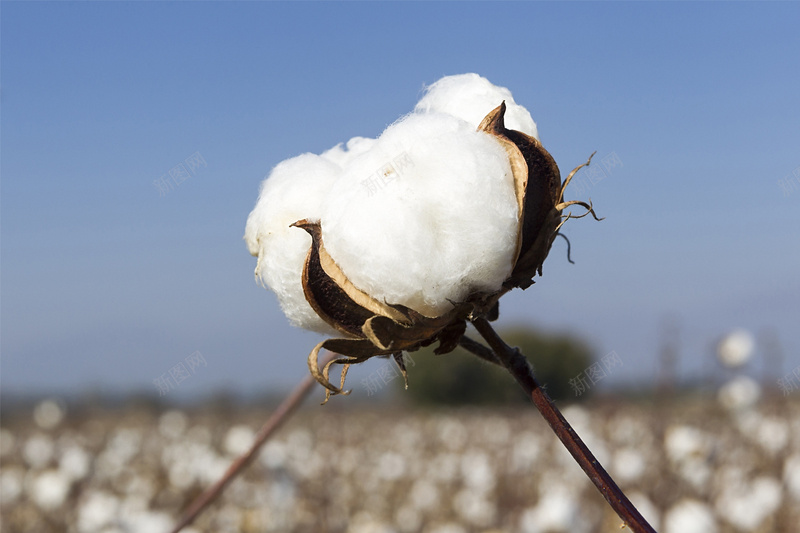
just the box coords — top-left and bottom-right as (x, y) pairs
(321, 136), (377, 168)
(321, 112), (518, 317)
(415, 73), (539, 139)
(245, 154), (342, 334)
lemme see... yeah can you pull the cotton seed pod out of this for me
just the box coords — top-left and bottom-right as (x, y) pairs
(292, 102), (600, 402)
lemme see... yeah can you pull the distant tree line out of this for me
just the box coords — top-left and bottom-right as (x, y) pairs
(399, 326), (594, 406)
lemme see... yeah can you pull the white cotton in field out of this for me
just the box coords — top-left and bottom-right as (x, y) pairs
(716, 329), (755, 368)
(321, 112), (518, 317)
(414, 73), (539, 139)
(715, 476), (782, 531)
(717, 375), (761, 411)
(664, 499), (718, 533)
(244, 154), (341, 334)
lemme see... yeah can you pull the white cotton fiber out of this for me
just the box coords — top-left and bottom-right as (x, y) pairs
(244, 154), (341, 334)
(414, 73), (539, 139)
(247, 73), (533, 331)
(321, 136), (376, 168)
(321, 113), (518, 317)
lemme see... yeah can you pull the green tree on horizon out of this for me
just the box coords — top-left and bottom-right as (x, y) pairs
(399, 325), (594, 406)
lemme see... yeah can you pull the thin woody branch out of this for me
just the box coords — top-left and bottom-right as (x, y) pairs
(169, 351), (336, 533)
(470, 317), (657, 533)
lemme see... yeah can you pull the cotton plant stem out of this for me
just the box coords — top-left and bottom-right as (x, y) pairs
(458, 335), (503, 365)
(470, 317), (657, 533)
(169, 351), (336, 533)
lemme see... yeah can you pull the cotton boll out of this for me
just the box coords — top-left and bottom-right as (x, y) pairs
(247, 74), (541, 343)
(23, 434), (55, 469)
(0, 428), (16, 458)
(460, 451), (495, 491)
(753, 416), (789, 455)
(29, 469), (71, 510)
(664, 425), (713, 490)
(664, 499), (718, 533)
(715, 476), (782, 531)
(428, 524), (467, 533)
(453, 489), (496, 527)
(718, 376), (761, 411)
(519, 485), (582, 533)
(59, 446), (91, 482)
(376, 451), (406, 481)
(158, 409), (189, 440)
(415, 73), (539, 139)
(395, 506), (422, 533)
(612, 447), (646, 484)
(245, 154), (342, 334)
(33, 399), (65, 430)
(0, 467), (23, 505)
(784, 454), (800, 501)
(717, 329), (755, 368)
(322, 113), (518, 316)
(78, 491), (120, 531)
(223, 424), (255, 456)
(664, 425), (710, 463)
(321, 136), (376, 168)
(409, 478), (440, 510)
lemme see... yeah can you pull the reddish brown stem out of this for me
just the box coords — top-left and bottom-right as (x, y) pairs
(169, 352), (335, 533)
(471, 317), (657, 533)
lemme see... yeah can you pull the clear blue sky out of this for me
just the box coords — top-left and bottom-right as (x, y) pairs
(2, 1), (799, 400)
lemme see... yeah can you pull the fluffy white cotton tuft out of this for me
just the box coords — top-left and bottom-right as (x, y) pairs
(244, 154), (341, 334)
(717, 375), (761, 411)
(247, 73), (532, 331)
(321, 113), (518, 316)
(415, 73), (539, 139)
(321, 136), (376, 168)
(716, 329), (755, 368)
(664, 499), (717, 533)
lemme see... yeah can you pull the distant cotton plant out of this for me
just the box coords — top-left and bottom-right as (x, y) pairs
(717, 375), (761, 411)
(33, 398), (65, 430)
(223, 425), (256, 456)
(22, 433), (55, 469)
(664, 499), (718, 533)
(716, 329), (755, 368)
(714, 475), (782, 531)
(245, 73), (600, 400)
(783, 454), (800, 501)
(29, 469), (71, 510)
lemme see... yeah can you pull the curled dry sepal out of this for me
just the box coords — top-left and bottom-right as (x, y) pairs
(286, 102), (598, 402)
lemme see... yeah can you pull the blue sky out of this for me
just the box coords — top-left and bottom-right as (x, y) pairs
(2, 2), (799, 400)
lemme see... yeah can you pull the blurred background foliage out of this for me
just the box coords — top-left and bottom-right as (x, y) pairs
(399, 326), (594, 406)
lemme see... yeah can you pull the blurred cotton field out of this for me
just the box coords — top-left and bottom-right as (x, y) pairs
(2, 395), (799, 533)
